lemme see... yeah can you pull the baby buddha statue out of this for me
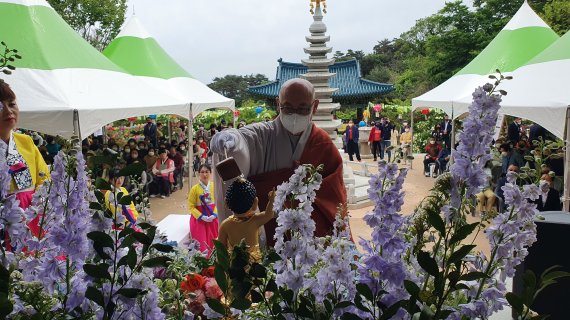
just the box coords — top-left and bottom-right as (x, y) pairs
(217, 177), (275, 262)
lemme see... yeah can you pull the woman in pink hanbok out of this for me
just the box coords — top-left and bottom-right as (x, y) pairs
(188, 164), (218, 253)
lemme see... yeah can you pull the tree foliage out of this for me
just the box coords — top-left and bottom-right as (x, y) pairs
(47, 0), (128, 51)
(208, 74), (269, 107)
(332, 0), (570, 105)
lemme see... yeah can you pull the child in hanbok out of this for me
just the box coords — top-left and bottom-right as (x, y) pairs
(188, 164), (217, 252)
(105, 169), (139, 229)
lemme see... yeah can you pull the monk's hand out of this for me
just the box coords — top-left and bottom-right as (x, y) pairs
(212, 131), (237, 153)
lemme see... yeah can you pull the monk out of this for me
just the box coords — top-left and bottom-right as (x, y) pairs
(211, 78), (347, 247)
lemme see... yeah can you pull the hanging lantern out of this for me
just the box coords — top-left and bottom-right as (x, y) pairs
(255, 106), (264, 114)
(234, 110), (240, 118)
(149, 114), (157, 120)
(127, 117), (137, 122)
(373, 104), (382, 117)
(421, 108), (430, 120)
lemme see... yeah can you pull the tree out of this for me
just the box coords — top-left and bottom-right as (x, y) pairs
(543, 0), (570, 35)
(208, 74), (269, 107)
(47, 0), (128, 51)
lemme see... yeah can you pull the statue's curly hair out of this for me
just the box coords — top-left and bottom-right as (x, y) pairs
(225, 178), (256, 215)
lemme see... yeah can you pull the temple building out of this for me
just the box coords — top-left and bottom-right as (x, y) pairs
(248, 0), (394, 140)
(248, 59), (394, 103)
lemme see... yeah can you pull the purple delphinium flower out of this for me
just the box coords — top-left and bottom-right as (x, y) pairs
(274, 165), (321, 296)
(450, 87), (501, 208)
(359, 162), (413, 313)
(450, 152), (539, 318)
(310, 213), (358, 303)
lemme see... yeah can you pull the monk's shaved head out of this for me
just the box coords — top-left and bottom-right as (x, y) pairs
(279, 78), (315, 101)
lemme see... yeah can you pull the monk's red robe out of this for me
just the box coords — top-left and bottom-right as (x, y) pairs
(249, 124), (347, 247)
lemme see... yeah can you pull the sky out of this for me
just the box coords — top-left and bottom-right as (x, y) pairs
(129, 0), (450, 83)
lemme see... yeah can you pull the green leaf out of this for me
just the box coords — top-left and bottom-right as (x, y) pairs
(118, 195), (133, 206)
(417, 251), (439, 277)
(117, 288), (144, 299)
(448, 245), (476, 265)
(336, 301), (353, 309)
(152, 243), (175, 253)
(354, 294), (371, 313)
(137, 222), (153, 230)
(83, 263), (112, 281)
(94, 189), (105, 203)
(89, 202), (104, 211)
(250, 290), (264, 303)
(141, 256), (172, 268)
(523, 270), (537, 306)
(342, 313), (364, 320)
(206, 298), (226, 317)
(118, 227), (135, 239)
(95, 178), (112, 190)
(230, 297), (252, 311)
(449, 222), (479, 246)
(85, 286), (105, 307)
(214, 264), (228, 293)
(118, 163), (146, 177)
(542, 270), (570, 283)
(87, 231), (114, 248)
(127, 247), (137, 269)
(214, 240), (230, 270)
(459, 272), (489, 282)
(132, 232), (152, 246)
(0, 294), (13, 318)
(506, 292), (524, 314)
(266, 279), (277, 292)
(427, 210), (445, 236)
(120, 234), (136, 248)
(280, 288), (294, 304)
(404, 280), (420, 299)
(356, 283), (374, 301)
(249, 263), (267, 279)
(379, 301), (403, 320)
(264, 250), (282, 264)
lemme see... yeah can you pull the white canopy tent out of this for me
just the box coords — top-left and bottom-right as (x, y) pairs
(411, 1), (558, 117)
(104, 15), (236, 180)
(0, 0), (189, 139)
(103, 16), (235, 117)
(497, 30), (570, 209)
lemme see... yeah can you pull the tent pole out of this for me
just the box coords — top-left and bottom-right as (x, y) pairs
(563, 107), (570, 212)
(168, 118), (172, 144)
(449, 104), (455, 166)
(410, 108), (414, 169)
(188, 104), (194, 196)
(72, 109), (82, 142)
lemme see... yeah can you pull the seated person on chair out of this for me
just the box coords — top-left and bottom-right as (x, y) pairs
(534, 174), (562, 212)
(424, 138), (442, 177)
(437, 145), (451, 173)
(151, 149), (175, 198)
(476, 162), (496, 214)
(399, 126), (412, 164)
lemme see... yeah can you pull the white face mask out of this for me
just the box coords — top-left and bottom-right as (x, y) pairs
(430, 141), (435, 145)
(501, 151), (508, 157)
(539, 180), (550, 192)
(405, 129), (410, 132)
(180, 146), (186, 151)
(148, 152), (155, 156)
(281, 113), (311, 135)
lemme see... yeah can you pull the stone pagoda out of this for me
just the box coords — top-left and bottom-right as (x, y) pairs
(300, 0), (341, 142)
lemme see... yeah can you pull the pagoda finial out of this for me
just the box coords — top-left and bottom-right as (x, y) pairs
(310, 0), (327, 15)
